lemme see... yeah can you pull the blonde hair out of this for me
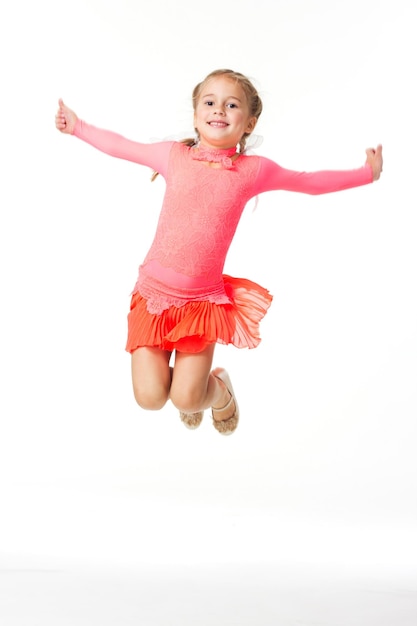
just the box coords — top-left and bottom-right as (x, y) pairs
(151, 69), (263, 181)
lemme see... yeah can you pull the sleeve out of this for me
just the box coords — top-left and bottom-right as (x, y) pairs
(73, 119), (174, 178)
(252, 156), (373, 196)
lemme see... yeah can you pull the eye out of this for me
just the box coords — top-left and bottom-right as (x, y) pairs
(204, 100), (214, 106)
(227, 103), (238, 109)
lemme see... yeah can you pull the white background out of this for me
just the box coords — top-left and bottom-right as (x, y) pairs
(1, 1), (416, 624)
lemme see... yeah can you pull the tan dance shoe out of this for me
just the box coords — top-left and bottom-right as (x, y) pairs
(179, 411), (204, 429)
(211, 368), (239, 435)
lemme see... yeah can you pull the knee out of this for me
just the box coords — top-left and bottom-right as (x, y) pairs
(132, 384), (168, 411)
(170, 386), (205, 414)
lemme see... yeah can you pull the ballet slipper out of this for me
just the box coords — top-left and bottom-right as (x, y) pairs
(211, 368), (239, 435)
(179, 411), (204, 429)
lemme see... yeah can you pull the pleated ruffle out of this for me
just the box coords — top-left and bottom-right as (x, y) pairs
(125, 274), (273, 354)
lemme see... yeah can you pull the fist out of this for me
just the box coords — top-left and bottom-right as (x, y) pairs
(365, 144), (383, 181)
(55, 98), (78, 134)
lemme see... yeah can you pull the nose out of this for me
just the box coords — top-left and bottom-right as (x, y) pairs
(214, 105), (225, 115)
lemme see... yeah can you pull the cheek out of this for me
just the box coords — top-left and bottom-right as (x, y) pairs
(194, 108), (205, 124)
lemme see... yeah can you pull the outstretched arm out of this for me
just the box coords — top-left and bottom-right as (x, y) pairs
(254, 145), (383, 196)
(55, 99), (78, 134)
(55, 101), (173, 176)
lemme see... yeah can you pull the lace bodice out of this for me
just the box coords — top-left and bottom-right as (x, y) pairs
(142, 143), (259, 282)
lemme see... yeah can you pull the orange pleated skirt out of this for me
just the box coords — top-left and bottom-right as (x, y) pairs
(125, 274), (273, 354)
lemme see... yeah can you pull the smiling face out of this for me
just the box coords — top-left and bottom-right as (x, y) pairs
(193, 75), (257, 150)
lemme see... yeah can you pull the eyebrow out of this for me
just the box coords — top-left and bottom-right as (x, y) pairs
(201, 93), (242, 102)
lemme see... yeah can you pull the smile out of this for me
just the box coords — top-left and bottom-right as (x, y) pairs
(208, 121), (229, 128)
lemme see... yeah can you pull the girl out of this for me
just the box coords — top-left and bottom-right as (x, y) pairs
(55, 68), (383, 435)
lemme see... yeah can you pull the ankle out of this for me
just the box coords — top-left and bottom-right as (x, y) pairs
(211, 373), (229, 410)
(212, 390), (232, 411)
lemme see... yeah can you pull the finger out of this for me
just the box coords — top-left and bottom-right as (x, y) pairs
(366, 145), (382, 156)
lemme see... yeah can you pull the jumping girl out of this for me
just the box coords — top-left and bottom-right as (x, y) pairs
(55, 68), (383, 435)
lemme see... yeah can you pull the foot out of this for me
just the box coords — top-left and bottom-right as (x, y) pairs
(211, 368), (239, 435)
(179, 411), (204, 430)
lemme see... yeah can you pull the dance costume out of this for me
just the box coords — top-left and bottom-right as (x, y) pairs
(73, 120), (373, 353)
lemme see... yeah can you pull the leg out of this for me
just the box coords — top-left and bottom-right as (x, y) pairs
(131, 346), (172, 410)
(170, 345), (232, 415)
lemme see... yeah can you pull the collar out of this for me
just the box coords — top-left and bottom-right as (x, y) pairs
(191, 144), (237, 169)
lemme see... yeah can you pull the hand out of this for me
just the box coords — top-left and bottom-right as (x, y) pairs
(55, 98), (78, 134)
(365, 144), (383, 181)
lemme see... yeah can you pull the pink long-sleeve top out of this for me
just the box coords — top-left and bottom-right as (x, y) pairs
(74, 120), (373, 313)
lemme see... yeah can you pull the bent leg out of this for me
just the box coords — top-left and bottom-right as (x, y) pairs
(170, 345), (231, 414)
(131, 347), (172, 410)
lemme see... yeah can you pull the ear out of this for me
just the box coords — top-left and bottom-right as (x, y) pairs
(245, 117), (257, 134)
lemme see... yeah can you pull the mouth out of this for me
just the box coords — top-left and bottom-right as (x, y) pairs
(208, 121), (229, 128)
